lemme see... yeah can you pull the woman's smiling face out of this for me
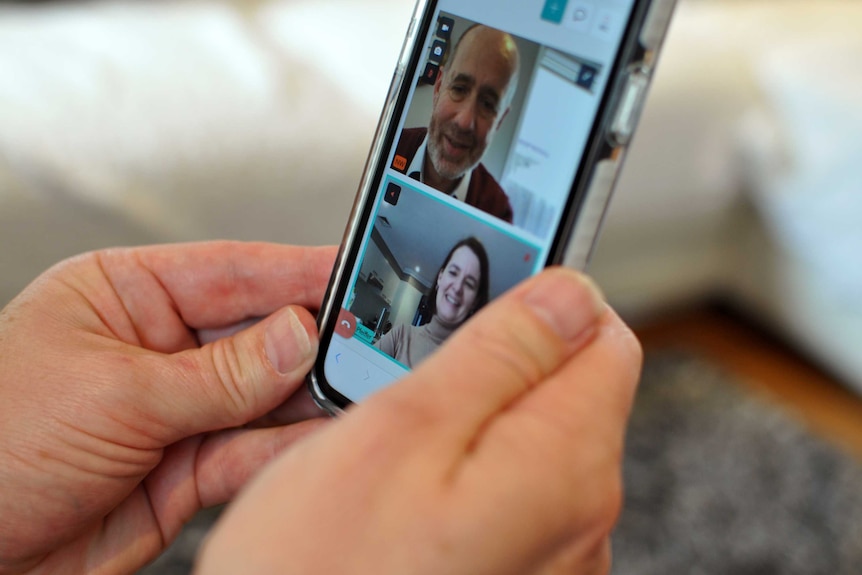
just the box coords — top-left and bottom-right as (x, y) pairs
(435, 245), (481, 325)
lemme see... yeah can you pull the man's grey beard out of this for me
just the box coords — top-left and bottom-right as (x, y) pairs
(427, 132), (482, 182)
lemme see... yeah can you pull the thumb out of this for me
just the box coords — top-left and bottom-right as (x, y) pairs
(142, 305), (319, 440)
(360, 268), (607, 448)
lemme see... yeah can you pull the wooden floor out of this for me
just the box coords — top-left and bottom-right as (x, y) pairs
(633, 304), (862, 462)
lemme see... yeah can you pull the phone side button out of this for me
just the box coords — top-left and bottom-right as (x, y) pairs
(610, 68), (649, 146)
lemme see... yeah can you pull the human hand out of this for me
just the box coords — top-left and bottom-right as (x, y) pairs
(0, 241), (336, 575)
(197, 267), (642, 575)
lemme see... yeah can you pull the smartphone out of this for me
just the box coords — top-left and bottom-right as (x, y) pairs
(309, 0), (677, 413)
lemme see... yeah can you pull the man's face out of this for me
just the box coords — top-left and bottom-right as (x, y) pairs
(427, 28), (517, 182)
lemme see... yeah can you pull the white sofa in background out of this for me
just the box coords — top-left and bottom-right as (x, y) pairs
(590, 0), (862, 393)
(0, 0), (410, 305)
(1, 0), (860, 393)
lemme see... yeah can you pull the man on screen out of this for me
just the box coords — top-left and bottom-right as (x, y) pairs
(393, 24), (520, 223)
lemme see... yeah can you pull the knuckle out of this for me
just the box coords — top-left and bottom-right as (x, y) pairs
(595, 470), (625, 532)
(620, 327), (644, 375)
(606, 319), (645, 409)
(205, 336), (258, 419)
(581, 451), (625, 531)
(606, 314), (643, 374)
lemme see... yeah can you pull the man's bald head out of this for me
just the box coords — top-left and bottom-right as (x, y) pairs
(444, 25), (520, 110)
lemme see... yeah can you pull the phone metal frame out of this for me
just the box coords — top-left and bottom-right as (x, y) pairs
(309, 0), (677, 415)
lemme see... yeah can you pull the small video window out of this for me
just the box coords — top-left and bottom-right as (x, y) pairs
(392, 12), (604, 240)
(346, 179), (539, 370)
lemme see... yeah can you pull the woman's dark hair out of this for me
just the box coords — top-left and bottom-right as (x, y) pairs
(424, 236), (490, 325)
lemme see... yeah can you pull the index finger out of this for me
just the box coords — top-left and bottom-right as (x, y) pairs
(84, 241), (335, 352)
(131, 241), (337, 326)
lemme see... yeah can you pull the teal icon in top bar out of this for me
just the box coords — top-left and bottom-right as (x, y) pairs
(541, 0), (569, 23)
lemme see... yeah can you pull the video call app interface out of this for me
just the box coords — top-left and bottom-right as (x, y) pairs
(326, 0), (637, 402)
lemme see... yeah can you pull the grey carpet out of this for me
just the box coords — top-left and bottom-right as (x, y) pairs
(612, 351), (862, 575)
(138, 350), (862, 574)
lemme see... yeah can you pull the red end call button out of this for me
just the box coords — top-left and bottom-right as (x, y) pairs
(335, 309), (357, 338)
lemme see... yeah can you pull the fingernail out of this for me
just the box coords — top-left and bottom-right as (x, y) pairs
(264, 309), (313, 375)
(523, 269), (606, 341)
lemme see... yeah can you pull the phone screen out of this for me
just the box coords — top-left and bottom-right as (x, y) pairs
(319, 0), (641, 405)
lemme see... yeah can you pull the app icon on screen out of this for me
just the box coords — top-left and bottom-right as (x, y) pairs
(577, 64), (598, 90)
(421, 62), (440, 85)
(429, 40), (447, 64)
(392, 155), (407, 171)
(384, 182), (402, 206)
(541, 0), (569, 24)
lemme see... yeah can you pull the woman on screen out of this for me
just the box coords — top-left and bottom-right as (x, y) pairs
(376, 237), (489, 369)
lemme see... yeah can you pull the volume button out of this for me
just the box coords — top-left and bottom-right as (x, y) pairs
(610, 68), (649, 146)
(406, 17), (417, 42)
(386, 70), (402, 104)
(395, 17), (418, 75)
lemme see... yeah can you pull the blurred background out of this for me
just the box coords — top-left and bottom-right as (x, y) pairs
(1, 0), (861, 573)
